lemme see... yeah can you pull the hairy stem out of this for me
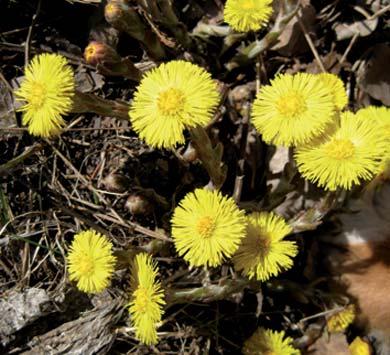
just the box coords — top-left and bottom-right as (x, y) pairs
(166, 277), (251, 305)
(71, 91), (130, 121)
(189, 126), (227, 190)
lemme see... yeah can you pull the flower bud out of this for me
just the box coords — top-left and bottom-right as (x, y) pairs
(104, 1), (124, 24)
(125, 193), (153, 215)
(84, 41), (121, 66)
(84, 41), (142, 81)
(104, 0), (165, 60)
(103, 173), (130, 193)
(105, 0), (145, 42)
(182, 143), (198, 163)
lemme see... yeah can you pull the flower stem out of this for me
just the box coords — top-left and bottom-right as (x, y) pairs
(71, 91), (130, 121)
(189, 126), (227, 190)
(105, 0), (166, 60)
(165, 277), (251, 305)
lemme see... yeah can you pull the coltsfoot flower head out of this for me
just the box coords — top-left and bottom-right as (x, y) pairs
(67, 230), (116, 293)
(295, 111), (388, 190)
(327, 304), (356, 333)
(15, 53), (75, 138)
(233, 212), (298, 281)
(243, 327), (300, 355)
(349, 336), (372, 355)
(317, 73), (348, 110)
(128, 253), (165, 345)
(171, 188), (246, 267)
(357, 105), (390, 173)
(224, 0), (273, 33)
(356, 106), (390, 138)
(357, 105), (390, 120)
(252, 73), (335, 146)
(129, 60), (219, 149)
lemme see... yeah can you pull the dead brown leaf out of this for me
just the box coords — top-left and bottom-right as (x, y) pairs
(307, 332), (349, 355)
(359, 43), (390, 105)
(335, 18), (378, 41)
(271, 0), (316, 56)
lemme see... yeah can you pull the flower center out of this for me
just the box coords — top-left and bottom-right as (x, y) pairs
(242, 0), (255, 10)
(277, 91), (307, 118)
(326, 139), (355, 160)
(105, 3), (120, 17)
(133, 287), (149, 312)
(29, 82), (47, 110)
(258, 344), (275, 355)
(79, 256), (95, 277)
(256, 234), (272, 256)
(196, 216), (216, 239)
(85, 44), (97, 61)
(157, 88), (185, 116)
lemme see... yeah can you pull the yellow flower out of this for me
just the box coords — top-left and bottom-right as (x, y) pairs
(128, 253), (165, 345)
(224, 0), (273, 33)
(171, 188), (246, 267)
(295, 111), (388, 190)
(356, 105), (390, 141)
(357, 105), (390, 175)
(317, 73), (348, 110)
(67, 230), (116, 293)
(252, 73), (335, 146)
(243, 327), (300, 355)
(355, 106), (390, 148)
(327, 304), (356, 333)
(233, 212), (298, 281)
(15, 53), (75, 138)
(349, 336), (372, 355)
(129, 60), (219, 149)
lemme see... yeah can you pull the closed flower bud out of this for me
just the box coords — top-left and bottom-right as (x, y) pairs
(182, 143), (198, 163)
(84, 41), (141, 81)
(103, 173), (130, 193)
(125, 193), (153, 215)
(104, 1), (124, 24)
(105, 0), (144, 42)
(104, 0), (165, 60)
(84, 41), (121, 66)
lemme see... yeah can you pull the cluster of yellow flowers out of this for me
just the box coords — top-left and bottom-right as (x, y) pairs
(16, 52), (389, 192)
(66, 191), (299, 345)
(252, 72), (389, 191)
(15, 13), (387, 350)
(67, 230), (164, 345)
(171, 188), (298, 280)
